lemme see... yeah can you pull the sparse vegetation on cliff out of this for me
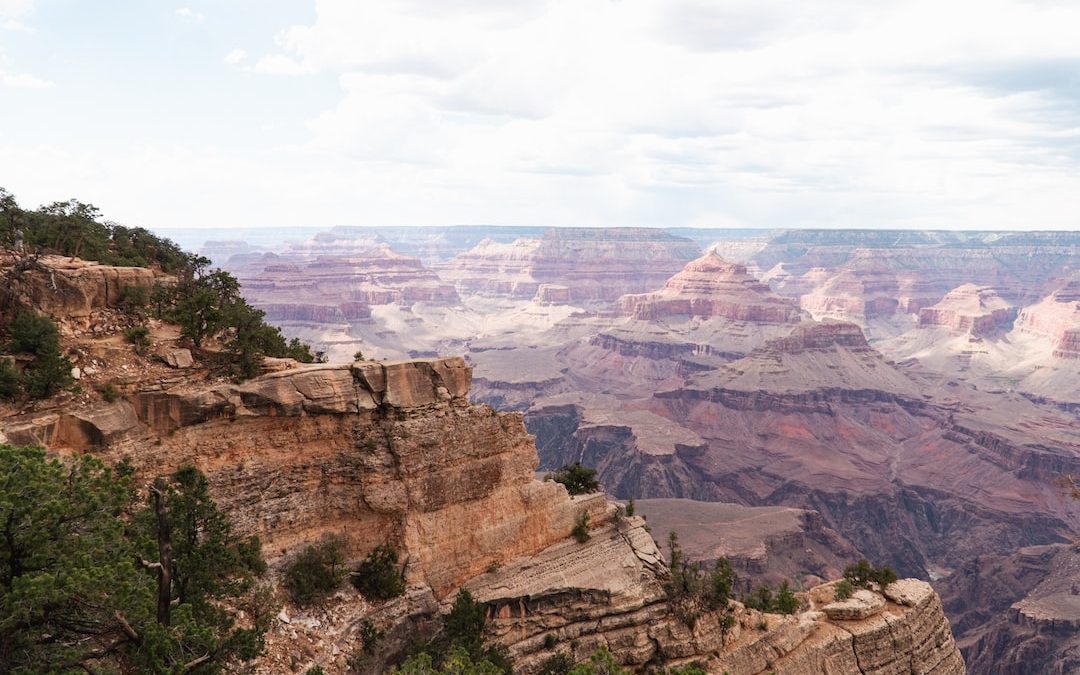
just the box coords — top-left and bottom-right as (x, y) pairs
(400, 589), (511, 674)
(0, 445), (269, 673)
(283, 534), (347, 606)
(664, 531), (738, 627)
(572, 511), (592, 543)
(0, 187), (323, 384)
(547, 462), (601, 495)
(351, 543), (405, 600)
(743, 581), (800, 615)
(2, 311), (73, 399)
(843, 558), (898, 590)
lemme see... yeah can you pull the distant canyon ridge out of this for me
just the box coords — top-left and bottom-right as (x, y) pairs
(191, 225), (1080, 673)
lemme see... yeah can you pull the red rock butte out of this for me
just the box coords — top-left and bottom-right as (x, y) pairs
(617, 251), (803, 322)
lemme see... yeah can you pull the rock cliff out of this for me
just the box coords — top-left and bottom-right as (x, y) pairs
(616, 252), (802, 323)
(438, 228), (701, 303)
(0, 254), (170, 326)
(918, 284), (1015, 336)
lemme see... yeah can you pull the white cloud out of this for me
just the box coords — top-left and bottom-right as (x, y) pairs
(0, 51), (51, 88)
(8, 0), (1080, 229)
(0, 0), (34, 17)
(175, 7), (204, 21)
(223, 48), (247, 65)
(1, 17), (32, 32)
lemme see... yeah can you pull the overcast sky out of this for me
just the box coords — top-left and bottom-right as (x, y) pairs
(1, 0), (1079, 231)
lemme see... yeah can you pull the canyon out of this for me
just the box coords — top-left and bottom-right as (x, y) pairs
(31, 225), (1080, 672)
(0, 254), (967, 673)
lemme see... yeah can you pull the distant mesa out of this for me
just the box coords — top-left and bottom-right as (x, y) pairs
(617, 251), (802, 322)
(1015, 278), (1080, 359)
(917, 283), (1015, 337)
(220, 233), (460, 311)
(438, 227), (701, 303)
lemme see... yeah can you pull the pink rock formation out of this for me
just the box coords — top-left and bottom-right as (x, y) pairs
(616, 252), (802, 322)
(438, 228), (701, 303)
(1015, 279), (1080, 358)
(222, 234), (459, 312)
(917, 284), (1015, 336)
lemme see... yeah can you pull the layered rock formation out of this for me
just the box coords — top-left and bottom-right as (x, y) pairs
(1016, 279), (1080, 359)
(939, 543), (1080, 674)
(632, 498), (860, 586)
(438, 228), (701, 303)
(532, 320), (1080, 586)
(617, 252), (801, 323)
(0, 254), (170, 326)
(470, 536), (964, 675)
(223, 234), (459, 315)
(918, 284), (1015, 336)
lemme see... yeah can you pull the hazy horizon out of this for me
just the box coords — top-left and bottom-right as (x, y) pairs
(3, 0), (1080, 232)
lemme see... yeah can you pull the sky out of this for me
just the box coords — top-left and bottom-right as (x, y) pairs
(1, 0), (1080, 231)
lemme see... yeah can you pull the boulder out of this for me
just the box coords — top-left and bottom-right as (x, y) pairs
(822, 589), (886, 621)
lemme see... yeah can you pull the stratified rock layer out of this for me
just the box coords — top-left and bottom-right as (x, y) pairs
(0, 254), (170, 326)
(617, 252), (801, 322)
(918, 283), (1015, 336)
(439, 228), (701, 302)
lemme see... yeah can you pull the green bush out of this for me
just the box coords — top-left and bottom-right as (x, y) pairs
(538, 652), (574, 675)
(0, 358), (18, 400)
(402, 590), (511, 673)
(124, 325), (151, 353)
(283, 534), (347, 606)
(8, 311), (60, 357)
(21, 350), (72, 399)
(98, 383), (121, 403)
(351, 544), (405, 601)
(118, 284), (150, 311)
(548, 462), (600, 496)
(306, 667), (325, 675)
(624, 498), (635, 517)
(567, 647), (627, 675)
(743, 581), (800, 615)
(572, 512), (591, 544)
(834, 578), (854, 600)
(6, 312), (72, 399)
(843, 559), (898, 589)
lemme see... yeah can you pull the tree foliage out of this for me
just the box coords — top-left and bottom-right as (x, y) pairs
(351, 543), (405, 601)
(3, 311), (73, 400)
(283, 535), (347, 606)
(842, 559), (897, 590)
(0, 445), (268, 674)
(0, 188), (190, 273)
(664, 531), (737, 627)
(405, 590), (511, 673)
(547, 462), (600, 496)
(742, 580), (800, 615)
(0, 187), (323, 384)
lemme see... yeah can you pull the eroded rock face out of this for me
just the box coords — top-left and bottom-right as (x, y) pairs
(1016, 280), (1080, 359)
(469, 523), (963, 675)
(617, 252), (802, 322)
(0, 254), (170, 326)
(223, 235), (459, 312)
(938, 543), (1080, 675)
(438, 228), (701, 303)
(918, 283), (1016, 336)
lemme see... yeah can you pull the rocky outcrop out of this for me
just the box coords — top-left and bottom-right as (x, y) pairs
(1015, 280), (1080, 359)
(617, 252), (802, 323)
(0, 254), (170, 326)
(469, 526), (964, 675)
(438, 228), (701, 303)
(918, 284), (1016, 336)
